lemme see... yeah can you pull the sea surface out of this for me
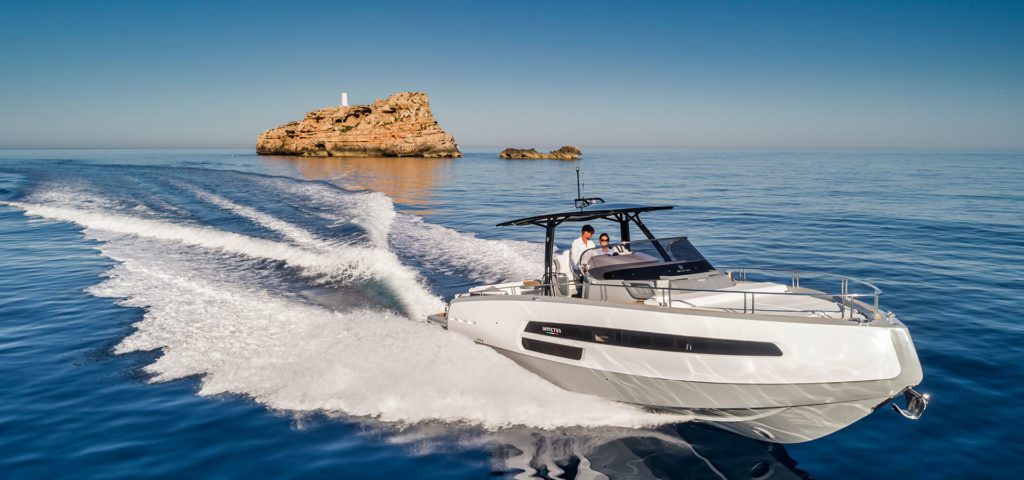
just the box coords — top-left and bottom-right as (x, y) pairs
(0, 149), (1021, 479)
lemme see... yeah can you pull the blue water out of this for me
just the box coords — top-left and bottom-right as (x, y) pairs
(1, 149), (1021, 478)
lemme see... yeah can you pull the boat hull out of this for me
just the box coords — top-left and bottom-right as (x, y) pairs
(496, 346), (899, 443)
(447, 294), (923, 443)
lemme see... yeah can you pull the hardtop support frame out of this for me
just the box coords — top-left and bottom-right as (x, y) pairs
(536, 212), (669, 296)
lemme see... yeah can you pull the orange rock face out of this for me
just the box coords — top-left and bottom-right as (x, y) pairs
(257, 92), (461, 158)
(499, 145), (581, 160)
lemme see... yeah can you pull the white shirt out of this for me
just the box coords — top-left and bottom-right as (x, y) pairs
(570, 237), (596, 271)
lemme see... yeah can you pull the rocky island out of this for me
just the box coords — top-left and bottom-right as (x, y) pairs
(257, 92), (461, 158)
(499, 145), (581, 160)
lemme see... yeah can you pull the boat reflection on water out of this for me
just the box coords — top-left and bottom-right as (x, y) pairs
(376, 422), (814, 479)
(490, 426), (812, 479)
(259, 155), (455, 213)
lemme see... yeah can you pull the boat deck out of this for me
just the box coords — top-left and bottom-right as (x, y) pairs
(645, 282), (862, 320)
(465, 273), (874, 322)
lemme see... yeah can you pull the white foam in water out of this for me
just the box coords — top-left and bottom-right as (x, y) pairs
(390, 214), (544, 283)
(183, 185), (327, 249)
(3, 200), (443, 320)
(343, 190), (396, 249)
(26, 181), (167, 218)
(26, 183), (124, 213)
(253, 176), (396, 248)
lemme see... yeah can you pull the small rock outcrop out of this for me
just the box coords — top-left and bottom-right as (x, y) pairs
(499, 145), (581, 160)
(257, 92), (461, 158)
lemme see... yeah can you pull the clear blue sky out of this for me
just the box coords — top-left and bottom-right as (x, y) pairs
(1, 0), (1021, 149)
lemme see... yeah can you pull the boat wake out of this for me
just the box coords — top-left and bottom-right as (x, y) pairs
(1, 166), (683, 430)
(391, 213), (543, 284)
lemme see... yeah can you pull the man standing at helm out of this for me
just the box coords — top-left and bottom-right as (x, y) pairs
(571, 224), (596, 275)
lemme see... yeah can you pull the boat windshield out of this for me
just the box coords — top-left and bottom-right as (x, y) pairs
(583, 237), (709, 263)
(623, 237), (708, 263)
(582, 236), (715, 280)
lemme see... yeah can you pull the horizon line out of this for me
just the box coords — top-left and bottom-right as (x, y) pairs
(1, 145), (1022, 154)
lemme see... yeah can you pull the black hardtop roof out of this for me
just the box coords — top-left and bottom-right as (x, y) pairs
(497, 202), (673, 227)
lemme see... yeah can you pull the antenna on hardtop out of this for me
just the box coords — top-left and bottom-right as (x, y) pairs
(573, 167), (605, 209)
(576, 167), (583, 199)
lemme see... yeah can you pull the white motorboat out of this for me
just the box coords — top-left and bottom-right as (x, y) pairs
(428, 196), (928, 443)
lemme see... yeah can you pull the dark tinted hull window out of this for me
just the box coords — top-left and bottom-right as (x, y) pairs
(524, 321), (782, 357)
(521, 338), (584, 360)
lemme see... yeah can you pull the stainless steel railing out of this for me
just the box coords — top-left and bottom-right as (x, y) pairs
(720, 267), (883, 321)
(467, 268), (885, 322)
